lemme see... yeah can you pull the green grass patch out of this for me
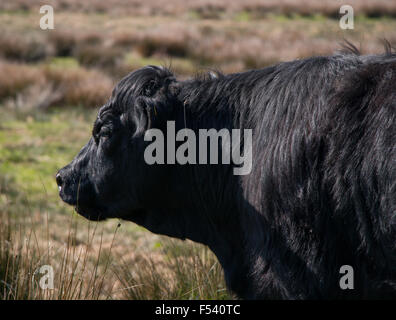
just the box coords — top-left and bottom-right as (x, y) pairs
(234, 11), (251, 22)
(0, 108), (95, 212)
(48, 57), (80, 69)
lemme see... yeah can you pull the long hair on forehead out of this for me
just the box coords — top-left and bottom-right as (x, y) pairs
(110, 65), (175, 111)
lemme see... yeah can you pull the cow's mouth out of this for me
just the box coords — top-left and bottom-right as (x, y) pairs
(57, 182), (105, 221)
(75, 204), (107, 221)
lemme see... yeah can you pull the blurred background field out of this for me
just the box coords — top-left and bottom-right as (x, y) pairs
(0, 0), (395, 299)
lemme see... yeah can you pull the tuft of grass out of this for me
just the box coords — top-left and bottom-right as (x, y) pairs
(0, 61), (44, 101)
(0, 33), (51, 62)
(0, 208), (119, 300)
(114, 239), (231, 300)
(136, 36), (189, 58)
(0, 61), (114, 110)
(74, 45), (123, 69)
(48, 31), (78, 57)
(42, 65), (114, 108)
(125, 52), (196, 76)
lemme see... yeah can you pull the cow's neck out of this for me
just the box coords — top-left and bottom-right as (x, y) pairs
(139, 164), (254, 297)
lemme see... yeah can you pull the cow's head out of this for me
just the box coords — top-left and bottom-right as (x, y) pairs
(56, 66), (180, 222)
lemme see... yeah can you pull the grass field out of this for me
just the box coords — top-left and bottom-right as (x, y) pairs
(0, 0), (395, 299)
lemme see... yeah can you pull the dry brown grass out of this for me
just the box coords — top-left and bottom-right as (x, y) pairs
(43, 65), (114, 107)
(2, 0), (396, 18)
(0, 8), (395, 108)
(0, 212), (118, 299)
(0, 33), (51, 62)
(0, 61), (44, 100)
(1, 14), (395, 72)
(0, 201), (229, 300)
(48, 30), (78, 57)
(0, 61), (114, 110)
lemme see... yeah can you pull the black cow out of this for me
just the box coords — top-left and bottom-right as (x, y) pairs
(57, 45), (396, 299)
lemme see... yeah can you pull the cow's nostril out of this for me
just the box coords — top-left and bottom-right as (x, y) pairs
(56, 173), (63, 187)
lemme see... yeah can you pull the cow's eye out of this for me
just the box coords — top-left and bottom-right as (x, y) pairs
(98, 126), (112, 144)
(100, 126), (112, 138)
(93, 123), (113, 145)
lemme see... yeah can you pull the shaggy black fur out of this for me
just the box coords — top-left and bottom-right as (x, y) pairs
(57, 45), (396, 299)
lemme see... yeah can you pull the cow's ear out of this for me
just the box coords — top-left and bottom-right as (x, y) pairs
(132, 81), (180, 135)
(132, 96), (150, 136)
(168, 81), (182, 98)
(139, 96), (169, 130)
